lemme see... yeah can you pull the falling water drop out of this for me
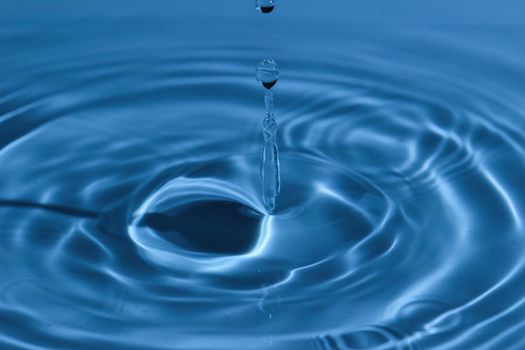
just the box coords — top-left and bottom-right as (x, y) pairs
(256, 59), (280, 214)
(256, 0), (275, 14)
(256, 59), (279, 90)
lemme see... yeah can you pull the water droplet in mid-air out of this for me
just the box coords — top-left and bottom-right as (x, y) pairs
(256, 0), (275, 14)
(256, 59), (279, 89)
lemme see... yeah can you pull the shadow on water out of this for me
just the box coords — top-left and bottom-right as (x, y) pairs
(138, 200), (261, 255)
(0, 199), (99, 219)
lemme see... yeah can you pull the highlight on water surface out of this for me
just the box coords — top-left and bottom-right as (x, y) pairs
(256, 59), (280, 214)
(256, 0), (275, 14)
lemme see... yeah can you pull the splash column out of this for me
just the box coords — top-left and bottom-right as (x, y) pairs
(256, 59), (280, 214)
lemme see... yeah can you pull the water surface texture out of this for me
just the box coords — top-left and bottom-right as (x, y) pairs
(1, 1), (525, 349)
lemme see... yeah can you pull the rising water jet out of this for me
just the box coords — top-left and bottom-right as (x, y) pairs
(256, 58), (280, 214)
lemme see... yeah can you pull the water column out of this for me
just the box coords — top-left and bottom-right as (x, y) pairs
(255, 1), (280, 214)
(256, 59), (280, 213)
(256, 60), (280, 214)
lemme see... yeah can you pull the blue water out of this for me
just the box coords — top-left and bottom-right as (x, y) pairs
(1, 1), (525, 349)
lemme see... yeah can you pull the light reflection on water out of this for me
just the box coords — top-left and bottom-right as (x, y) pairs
(1, 3), (525, 349)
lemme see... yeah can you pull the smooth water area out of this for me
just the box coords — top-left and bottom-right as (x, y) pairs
(1, 1), (525, 349)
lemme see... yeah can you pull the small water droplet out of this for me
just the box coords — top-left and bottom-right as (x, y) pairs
(256, 0), (275, 14)
(256, 59), (279, 90)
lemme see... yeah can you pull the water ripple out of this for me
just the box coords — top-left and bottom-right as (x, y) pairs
(0, 16), (524, 350)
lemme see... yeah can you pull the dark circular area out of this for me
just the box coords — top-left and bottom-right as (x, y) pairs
(138, 200), (261, 255)
(260, 6), (274, 14)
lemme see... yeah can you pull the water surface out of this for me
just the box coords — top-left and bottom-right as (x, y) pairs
(1, 1), (525, 349)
